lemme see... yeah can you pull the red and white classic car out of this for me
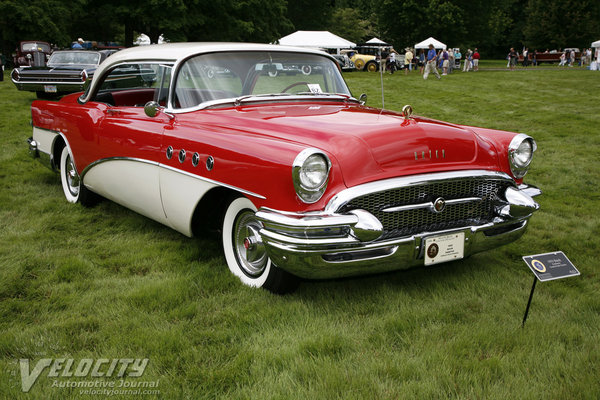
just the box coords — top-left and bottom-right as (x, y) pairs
(28, 43), (541, 293)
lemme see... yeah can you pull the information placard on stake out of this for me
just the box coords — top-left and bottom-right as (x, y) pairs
(521, 251), (580, 327)
(523, 251), (580, 281)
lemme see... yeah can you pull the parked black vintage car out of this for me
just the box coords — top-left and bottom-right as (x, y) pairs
(11, 49), (117, 98)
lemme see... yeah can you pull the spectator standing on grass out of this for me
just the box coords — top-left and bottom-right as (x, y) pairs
(558, 52), (567, 66)
(404, 48), (413, 74)
(522, 48), (529, 67)
(441, 48), (449, 75)
(0, 53), (5, 81)
(532, 50), (537, 66)
(508, 48), (518, 70)
(423, 44), (440, 80)
(454, 48), (462, 70)
(388, 51), (396, 74)
(569, 49), (575, 67)
(463, 49), (472, 71)
(418, 49), (425, 74)
(473, 48), (480, 71)
(448, 50), (455, 73)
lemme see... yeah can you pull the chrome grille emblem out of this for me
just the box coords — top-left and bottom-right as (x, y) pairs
(432, 197), (446, 213)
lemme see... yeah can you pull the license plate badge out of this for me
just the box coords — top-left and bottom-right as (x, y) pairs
(424, 232), (465, 265)
(44, 85), (57, 93)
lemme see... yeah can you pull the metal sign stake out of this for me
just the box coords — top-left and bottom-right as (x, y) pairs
(522, 276), (537, 327)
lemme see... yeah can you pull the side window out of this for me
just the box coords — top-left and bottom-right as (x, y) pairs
(92, 63), (172, 107)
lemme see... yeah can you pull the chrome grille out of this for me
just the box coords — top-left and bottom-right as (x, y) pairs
(338, 178), (513, 239)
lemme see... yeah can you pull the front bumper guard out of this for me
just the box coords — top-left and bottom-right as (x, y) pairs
(255, 184), (541, 279)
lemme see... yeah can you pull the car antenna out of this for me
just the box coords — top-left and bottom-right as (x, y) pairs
(379, 46), (385, 109)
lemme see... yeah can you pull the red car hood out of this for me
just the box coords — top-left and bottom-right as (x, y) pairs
(203, 102), (500, 187)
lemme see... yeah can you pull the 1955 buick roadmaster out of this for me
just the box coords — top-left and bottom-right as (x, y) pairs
(28, 43), (541, 293)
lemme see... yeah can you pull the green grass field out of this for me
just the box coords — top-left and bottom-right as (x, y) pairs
(1, 65), (599, 399)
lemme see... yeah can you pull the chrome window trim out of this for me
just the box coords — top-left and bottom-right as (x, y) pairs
(79, 157), (266, 200)
(78, 60), (176, 104)
(326, 170), (514, 213)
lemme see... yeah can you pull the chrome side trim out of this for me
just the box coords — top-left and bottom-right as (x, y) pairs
(381, 197), (482, 213)
(81, 157), (159, 178)
(326, 170), (513, 213)
(79, 157), (266, 200)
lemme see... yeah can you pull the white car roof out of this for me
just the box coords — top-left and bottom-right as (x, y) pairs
(81, 42), (333, 102)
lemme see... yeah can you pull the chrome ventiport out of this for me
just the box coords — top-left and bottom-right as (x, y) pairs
(178, 149), (186, 163)
(192, 152), (200, 167)
(206, 156), (214, 171)
(166, 146), (173, 159)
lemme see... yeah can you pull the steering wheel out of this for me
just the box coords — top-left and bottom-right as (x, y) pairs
(281, 82), (310, 93)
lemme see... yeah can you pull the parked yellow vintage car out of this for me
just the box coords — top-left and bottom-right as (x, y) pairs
(341, 50), (379, 71)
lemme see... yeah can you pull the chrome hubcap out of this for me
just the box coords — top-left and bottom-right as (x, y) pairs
(233, 210), (267, 277)
(65, 154), (80, 196)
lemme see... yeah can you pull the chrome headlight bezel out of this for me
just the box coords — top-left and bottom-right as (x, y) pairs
(508, 134), (537, 179)
(292, 148), (331, 204)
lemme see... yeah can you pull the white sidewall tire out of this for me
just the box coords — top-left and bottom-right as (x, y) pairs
(60, 146), (80, 203)
(222, 197), (271, 288)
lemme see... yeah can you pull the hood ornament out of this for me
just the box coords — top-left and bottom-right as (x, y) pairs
(402, 104), (413, 120)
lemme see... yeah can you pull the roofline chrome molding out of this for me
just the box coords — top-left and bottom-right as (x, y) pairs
(508, 133), (537, 179)
(326, 170), (514, 213)
(79, 43), (339, 104)
(79, 157), (266, 200)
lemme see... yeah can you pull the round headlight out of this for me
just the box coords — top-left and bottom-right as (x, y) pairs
(293, 149), (331, 203)
(299, 154), (328, 189)
(508, 134), (536, 179)
(513, 140), (533, 168)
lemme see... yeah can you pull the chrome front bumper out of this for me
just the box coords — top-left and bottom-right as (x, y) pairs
(256, 182), (541, 279)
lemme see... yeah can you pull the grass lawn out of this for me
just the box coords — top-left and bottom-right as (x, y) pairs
(0, 65), (599, 399)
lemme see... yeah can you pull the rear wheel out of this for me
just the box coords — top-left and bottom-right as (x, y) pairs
(59, 146), (98, 206)
(222, 197), (298, 294)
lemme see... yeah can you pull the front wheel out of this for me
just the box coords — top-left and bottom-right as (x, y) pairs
(222, 197), (298, 294)
(366, 61), (378, 72)
(59, 146), (98, 206)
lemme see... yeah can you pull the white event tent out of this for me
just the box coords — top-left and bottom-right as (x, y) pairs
(277, 31), (355, 54)
(365, 37), (389, 46)
(414, 37), (447, 50)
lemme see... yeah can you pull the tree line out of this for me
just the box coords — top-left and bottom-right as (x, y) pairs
(1, 0), (599, 60)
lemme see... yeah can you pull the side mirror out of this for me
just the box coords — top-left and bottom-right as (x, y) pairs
(144, 101), (160, 118)
(359, 93), (367, 105)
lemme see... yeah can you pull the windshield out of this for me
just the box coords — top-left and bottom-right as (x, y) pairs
(21, 42), (50, 52)
(49, 52), (100, 66)
(174, 51), (350, 109)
